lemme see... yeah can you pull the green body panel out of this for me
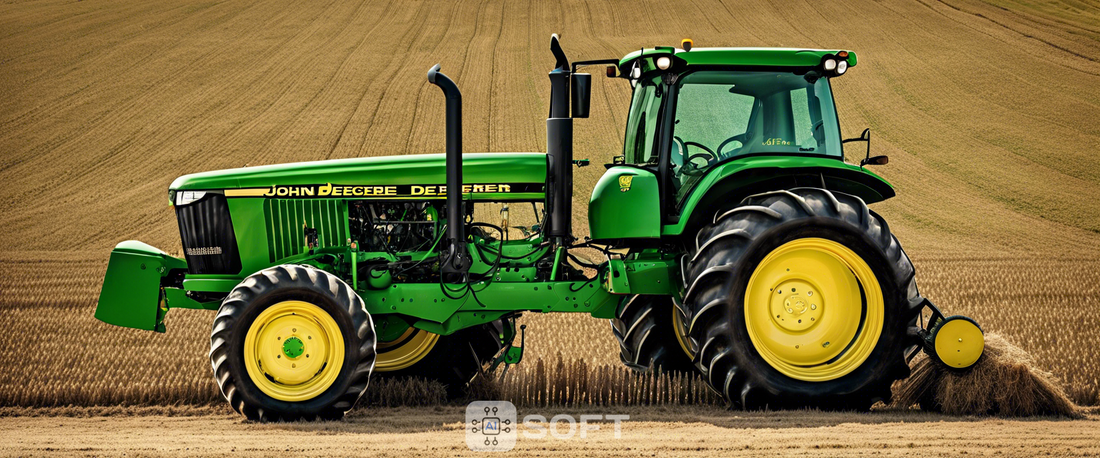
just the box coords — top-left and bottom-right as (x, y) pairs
(606, 254), (678, 296)
(619, 47), (858, 70)
(95, 241), (185, 332)
(182, 277), (240, 293)
(621, 257), (677, 295)
(227, 198), (272, 275)
(588, 167), (661, 240)
(663, 156), (893, 236)
(170, 152), (547, 202)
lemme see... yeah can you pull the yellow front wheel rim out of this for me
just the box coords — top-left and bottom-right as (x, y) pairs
(744, 238), (884, 382)
(375, 327), (439, 371)
(243, 300), (345, 402)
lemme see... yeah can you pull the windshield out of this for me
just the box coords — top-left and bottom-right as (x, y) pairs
(671, 71), (842, 202)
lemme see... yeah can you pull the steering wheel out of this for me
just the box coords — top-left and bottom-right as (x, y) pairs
(716, 134), (747, 157)
(675, 138), (717, 176)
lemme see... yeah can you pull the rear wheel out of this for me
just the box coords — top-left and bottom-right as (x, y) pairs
(611, 295), (695, 373)
(682, 188), (922, 410)
(210, 265), (375, 421)
(373, 320), (503, 398)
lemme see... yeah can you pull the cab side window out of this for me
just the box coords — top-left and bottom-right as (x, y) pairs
(622, 78), (662, 165)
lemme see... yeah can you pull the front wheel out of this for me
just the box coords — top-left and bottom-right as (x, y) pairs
(210, 265), (376, 421)
(683, 188), (922, 410)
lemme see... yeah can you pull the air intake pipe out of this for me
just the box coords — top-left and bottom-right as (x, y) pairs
(427, 64), (469, 281)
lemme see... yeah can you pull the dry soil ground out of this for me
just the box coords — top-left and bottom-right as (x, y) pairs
(2, 406), (1099, 457)
(3, 0), (1100, 455)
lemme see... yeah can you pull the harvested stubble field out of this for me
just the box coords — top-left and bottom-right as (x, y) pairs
(3, 0), (1100, 453)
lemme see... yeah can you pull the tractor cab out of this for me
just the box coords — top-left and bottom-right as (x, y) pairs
(586, 43), (887, 241)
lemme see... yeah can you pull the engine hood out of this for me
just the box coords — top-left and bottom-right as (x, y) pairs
(170, 152), (548, 201)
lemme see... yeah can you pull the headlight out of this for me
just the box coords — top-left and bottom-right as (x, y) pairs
(836, 60), (848, 75)
(823, 59), (837, 71)
(631, 66), (642, 79)
(176, 190), (207, 206)
(656, 56), (671, 70)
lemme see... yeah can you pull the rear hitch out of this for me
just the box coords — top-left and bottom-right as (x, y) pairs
(489, 323), (526, 380)
(914, 298), (985, 370)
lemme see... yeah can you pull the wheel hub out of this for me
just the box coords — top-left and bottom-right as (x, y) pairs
(282, 336), (305, 359)
(769, 280), (822, 332)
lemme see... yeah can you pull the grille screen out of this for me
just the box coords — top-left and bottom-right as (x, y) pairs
(176, 194), (242, 275)
(264, 199), (348, 262)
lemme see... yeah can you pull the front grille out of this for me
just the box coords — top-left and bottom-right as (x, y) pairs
(176, 193), (242, 275)
(264, 199), (347, 262)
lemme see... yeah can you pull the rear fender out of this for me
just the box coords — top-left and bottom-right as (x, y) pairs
(95, 241), (187, 332)
(665, 157), (895, 239)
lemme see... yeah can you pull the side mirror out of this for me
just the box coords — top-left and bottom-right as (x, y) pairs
(842, 128), (884, 168)
(861, 155), (889, 166)
(571, 73), (591, 118)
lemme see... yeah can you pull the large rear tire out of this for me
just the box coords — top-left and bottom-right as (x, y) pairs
(210, 265), (376, 421)
(611, 295), (695, 373)
(682, 188), (922, 410)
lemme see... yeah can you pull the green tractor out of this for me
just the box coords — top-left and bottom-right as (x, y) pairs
(96, 35), (985, 420)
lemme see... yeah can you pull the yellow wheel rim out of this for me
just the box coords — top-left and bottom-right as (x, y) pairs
(671, 300), (696, 359)
(744, 238), (884, 382)
(375, 327), (439, 371)
(243, 300), (344, 402)
(934, 318), (984, 369)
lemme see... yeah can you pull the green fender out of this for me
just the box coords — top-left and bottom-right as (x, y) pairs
(663, 156), (894, 237)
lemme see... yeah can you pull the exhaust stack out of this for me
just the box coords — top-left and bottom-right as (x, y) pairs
(546, 34), (573, 244)
(427, 64), (469, 281)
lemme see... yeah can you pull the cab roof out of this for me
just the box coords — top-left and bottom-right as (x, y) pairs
(617, 47), (857, 71)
